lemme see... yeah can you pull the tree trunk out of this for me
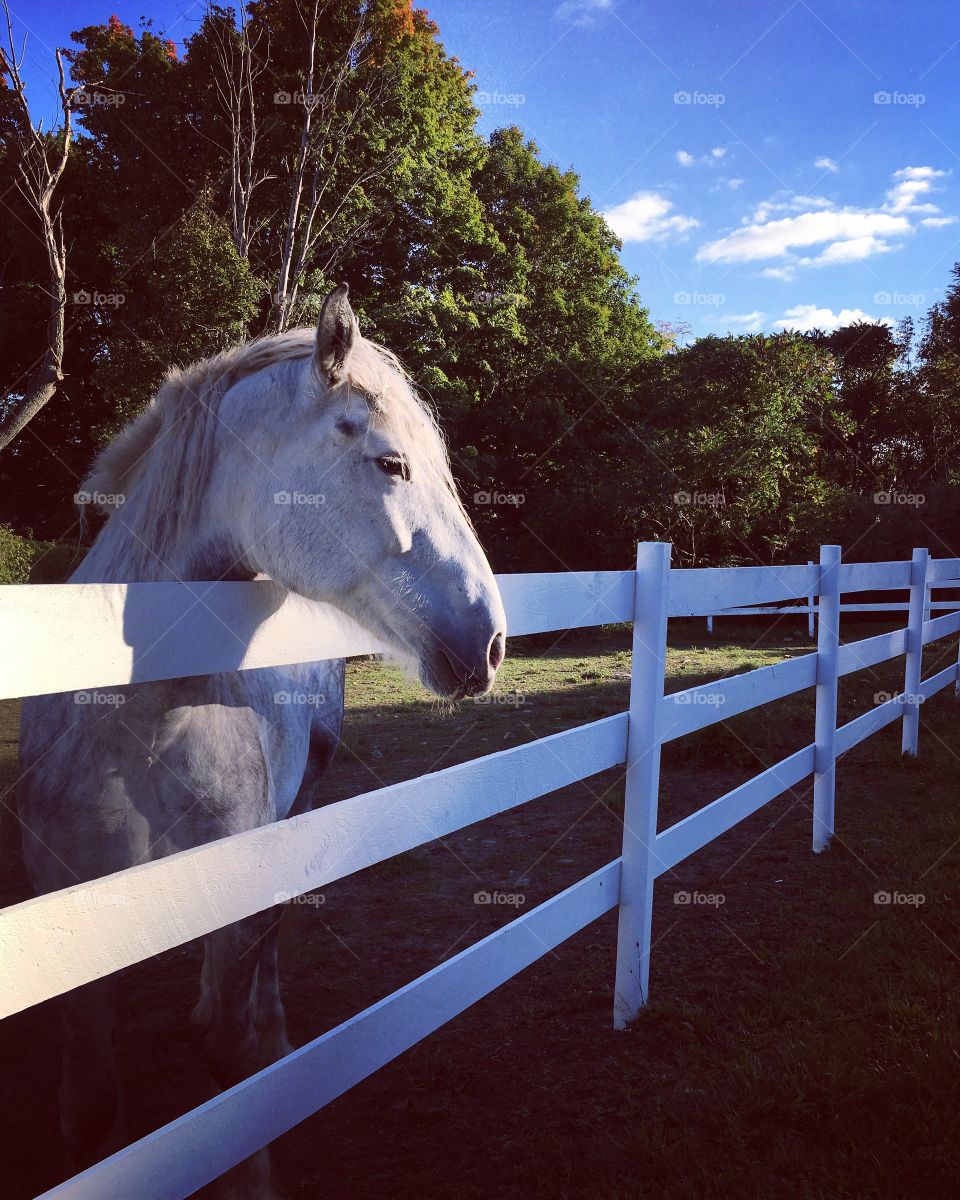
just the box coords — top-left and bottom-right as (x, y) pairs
(0, 16), (79, 452)
(0, 217), (66, 450)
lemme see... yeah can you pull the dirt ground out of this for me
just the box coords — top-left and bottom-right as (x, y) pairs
(1, 622), (959, 1200)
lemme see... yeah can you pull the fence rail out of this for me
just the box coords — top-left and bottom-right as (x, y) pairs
(2, 545), (958, 1199)
(704, 557), (960, 634)
(0, 712), (629, 1016)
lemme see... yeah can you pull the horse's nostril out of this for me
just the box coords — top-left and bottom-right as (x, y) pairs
(488, 632), (505, 671)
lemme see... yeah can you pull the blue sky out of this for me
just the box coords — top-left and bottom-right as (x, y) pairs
(11, 0), (960, 338)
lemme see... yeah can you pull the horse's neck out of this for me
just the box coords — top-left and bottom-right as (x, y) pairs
(71, 517), (167, 585)
(70, 492), (241, 585)
(69, 491), (253, 713)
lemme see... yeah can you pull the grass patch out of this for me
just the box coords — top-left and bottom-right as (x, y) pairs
(311, 620), (960, 1199)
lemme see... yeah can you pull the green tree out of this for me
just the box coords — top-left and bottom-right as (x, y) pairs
(640, 333), (840, 566)
(89, 202), (265, 435)
(444, 126), (662, 569)
(916, 262), (960, 486)
(806, 320), (915, 492)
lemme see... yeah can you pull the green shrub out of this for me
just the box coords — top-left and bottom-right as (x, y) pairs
(0, 526), (81, 583)
(27, 540), (81, 582)
(0, 524), (34, 583)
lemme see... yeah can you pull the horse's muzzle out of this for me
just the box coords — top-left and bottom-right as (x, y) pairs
(422, 624), (506, 699)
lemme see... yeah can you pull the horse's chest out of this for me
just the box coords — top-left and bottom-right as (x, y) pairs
(155, 707), (270, 794)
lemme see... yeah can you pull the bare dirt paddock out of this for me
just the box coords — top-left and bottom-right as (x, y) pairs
(2, 622), (959, 1200)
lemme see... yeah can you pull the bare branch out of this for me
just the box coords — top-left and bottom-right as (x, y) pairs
(0, 0), (75, 450)
(270, 6), (403, 331)
(206, 6), (276, 261)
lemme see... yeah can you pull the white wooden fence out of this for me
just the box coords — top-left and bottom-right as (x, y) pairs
(1, 544), (958, 1198)
(705, 557), (960, 635)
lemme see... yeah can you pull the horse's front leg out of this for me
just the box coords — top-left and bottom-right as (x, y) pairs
(193, 905), (291, 1200)
(193, 904), (291, 1082)
(253, 904), (293, 1065)
(58, 975), (120, 1171)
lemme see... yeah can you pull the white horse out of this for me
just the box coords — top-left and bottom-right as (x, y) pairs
(17, 285), (506, 1198)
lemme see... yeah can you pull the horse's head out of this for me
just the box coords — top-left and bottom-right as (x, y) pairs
(219, 285), (506, 699)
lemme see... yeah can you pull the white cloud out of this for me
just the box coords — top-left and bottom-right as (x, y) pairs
(885, 165), (947, 214)
(773, 304), (895, 333)
(749, 194), (832, 223)
(556, 0), (613, 23)
(723, 311), (766, 333)
(710, 177), (746, 196)
(761, 266), (797, 282)
(674, 146), (729, 169)
(602, 191), (699, 242)
(698, 210), (910, 264)
(814, 157), (839, 173)
(804, 235), (895, 266)
(792, 195), (834, 209)
(698, 166), (953, 274)
(892, 166), (947, 184)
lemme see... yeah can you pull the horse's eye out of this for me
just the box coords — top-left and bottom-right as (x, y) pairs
(376, 454), (410, 482)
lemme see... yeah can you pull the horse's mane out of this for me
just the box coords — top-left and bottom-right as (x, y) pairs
(83, 328), (452, 543)
(84, 332), (316, 515)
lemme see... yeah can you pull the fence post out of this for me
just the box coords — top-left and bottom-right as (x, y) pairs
(902, 546), (929, 756)
(614, 541), (670, 1029)
(812, 544), (841, 853)
(949, 567), (960, 697)
(807, 560), (815, 639)
(956, 632), (960, 697)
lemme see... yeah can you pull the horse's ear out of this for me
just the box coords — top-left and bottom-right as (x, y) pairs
(316, 283), (358, 384)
